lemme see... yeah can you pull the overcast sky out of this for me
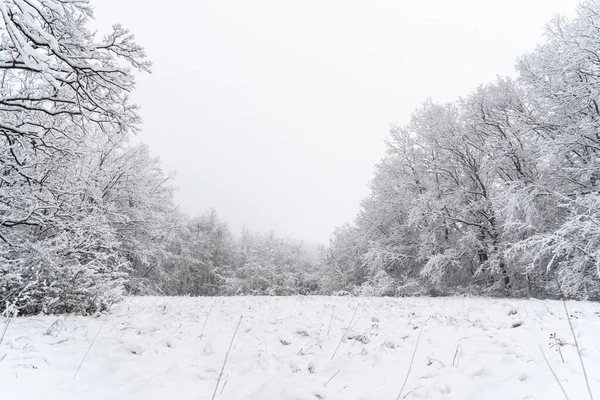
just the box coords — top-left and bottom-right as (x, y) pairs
(93, 0), (580, 244)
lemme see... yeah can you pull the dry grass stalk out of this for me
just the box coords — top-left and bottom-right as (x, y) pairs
(561, 298), (593, 400)
(73, 314), (108, 380)
(540, 345), (570, 400)
(396, 330), (422, 400)
(200, 299), (216, 341)
(0, 316), (12, 345)
(331, 304), (359, 360)
(211, 315), (242, 400)
(325, 370), (340, 387)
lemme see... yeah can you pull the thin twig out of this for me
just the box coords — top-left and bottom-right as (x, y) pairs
(561, 298), (594, 400)
(219, 374), (229, 394)
(540, 345), (570, 400)
(348, 311), (364, 334)
(452, 343), (461, 366)
(331, 304), (359, 360)
(396, 331), (422, 400)
(556, 275), (594, 400)
(211, 315), (242, 400)
(0, 316), (12, 345)
(327, 305), (335, 336)
(325, 370), (340, 387)
(73, 314), (108, 380)
(200, 299), (216, 340)
(557, 344), (565, 364)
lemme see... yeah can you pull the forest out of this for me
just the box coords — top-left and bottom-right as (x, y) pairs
(2, 0), (600, 316)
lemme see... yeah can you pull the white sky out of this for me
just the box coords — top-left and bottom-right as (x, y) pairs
(93, 0), (580, 244)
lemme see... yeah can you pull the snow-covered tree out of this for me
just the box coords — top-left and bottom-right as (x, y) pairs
(0, 0), (154, 314)
(324, 1), (600, 299)
(504, 0), (600, 298)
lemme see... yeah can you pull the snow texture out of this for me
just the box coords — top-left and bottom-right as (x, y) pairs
(1, 296), (600, 399)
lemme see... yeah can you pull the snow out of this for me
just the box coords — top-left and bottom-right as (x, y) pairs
(1, 296), (600, 399)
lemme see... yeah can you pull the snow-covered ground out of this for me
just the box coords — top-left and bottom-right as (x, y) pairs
(1, 296), (599, 399)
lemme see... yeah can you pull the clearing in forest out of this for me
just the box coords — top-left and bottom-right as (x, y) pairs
(1, 296), (599, 399)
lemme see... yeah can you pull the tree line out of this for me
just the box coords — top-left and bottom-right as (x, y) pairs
(324, 0), (600, 300)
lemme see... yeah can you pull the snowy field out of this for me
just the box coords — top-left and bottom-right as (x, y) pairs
(1, 296), (599, 400)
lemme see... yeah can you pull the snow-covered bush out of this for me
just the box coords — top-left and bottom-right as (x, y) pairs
(353, 271), (397, 297)
(0, 220), (127, 315)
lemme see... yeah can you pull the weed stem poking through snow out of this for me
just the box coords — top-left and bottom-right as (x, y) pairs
(327, 305), (335, 336)
(0, 316), (12, 345)
(396, 330), (422, 400)
(561, 298), (594, 400)
(200, 299), (216, 341)
(452, 343), (462, 366)
(211, 315), (242, 400)
(540, 345), (570, 400)
(325, 370), (340, 387)
(556, 275), (594, 400)
(220, 374), (229, 394)
(73, 314), (108, 380)
(331, 304), (359, 360)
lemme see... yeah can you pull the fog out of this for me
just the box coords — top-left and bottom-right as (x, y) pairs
(93, 0), (580, 244)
